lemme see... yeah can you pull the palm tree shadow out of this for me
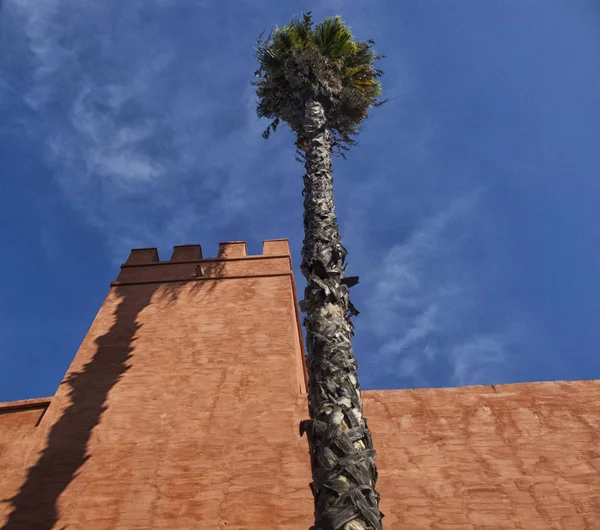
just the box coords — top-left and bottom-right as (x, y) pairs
(2, 259), (224, 529)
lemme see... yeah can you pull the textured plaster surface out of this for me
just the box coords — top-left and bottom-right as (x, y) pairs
(0, 241), (313, 529)
(364, 381), (600, 529)
(1, 240), (599, 529)
(0, 401), (48, 430)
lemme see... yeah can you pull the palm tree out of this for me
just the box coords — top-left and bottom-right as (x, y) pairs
(253, 13), (386, 530)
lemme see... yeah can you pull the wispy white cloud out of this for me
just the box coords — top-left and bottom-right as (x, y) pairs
(359, 190), (516, 388)
(60, 82), (165, 185)
(450, 334), (510, 387)
(5, 0), (298, 261)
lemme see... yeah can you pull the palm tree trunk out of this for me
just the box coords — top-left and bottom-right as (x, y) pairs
(299, 99), (384, 530)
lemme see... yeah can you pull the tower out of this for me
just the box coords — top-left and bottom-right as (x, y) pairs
(0, 240), (314, 528)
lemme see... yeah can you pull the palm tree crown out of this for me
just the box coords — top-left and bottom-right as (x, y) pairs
(253, 12), (385, 152)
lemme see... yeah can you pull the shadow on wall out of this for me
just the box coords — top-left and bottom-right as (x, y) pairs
(1, 261), (224, 529)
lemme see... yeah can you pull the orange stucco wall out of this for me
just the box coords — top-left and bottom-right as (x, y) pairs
(0, 240), (313, 529)
(1, 238), (599, 529)
(366, 381), (600, 529)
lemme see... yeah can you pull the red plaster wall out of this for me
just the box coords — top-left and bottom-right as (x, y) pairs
(1, 238), (599, 529)
(0, 240), (314, 529)
(0, 403), (48, 429)
(365, 381), (600, 529)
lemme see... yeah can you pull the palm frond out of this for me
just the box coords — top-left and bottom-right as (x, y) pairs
(253, 12), (386, 152)
(313, 16), (355, 60)
(288, 12), (312, 46)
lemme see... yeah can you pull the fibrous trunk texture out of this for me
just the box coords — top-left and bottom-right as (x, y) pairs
(298, 99), (384, 530)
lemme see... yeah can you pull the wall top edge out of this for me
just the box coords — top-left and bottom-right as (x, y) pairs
(0, 397), (52, 411)
(123, 239), (291, 266)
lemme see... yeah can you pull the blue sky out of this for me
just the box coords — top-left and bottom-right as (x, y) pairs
(1, 0), (599, 402)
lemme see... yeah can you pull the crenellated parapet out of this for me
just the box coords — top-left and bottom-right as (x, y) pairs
(114, 239), (293, 285)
